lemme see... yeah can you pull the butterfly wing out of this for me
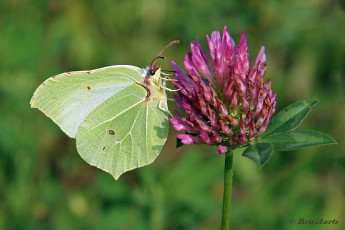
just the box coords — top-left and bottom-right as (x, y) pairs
(31, 65), (169, 179)
(30, 65), (143, 138)
(76, 84), (169, 179)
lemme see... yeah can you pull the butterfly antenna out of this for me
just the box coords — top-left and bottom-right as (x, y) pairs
(157, 40), (180, 57)
(150, 40), (180, 70)
(150, 56), (166, 70)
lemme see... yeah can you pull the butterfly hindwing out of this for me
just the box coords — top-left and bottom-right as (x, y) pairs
(76, 84), (169, 179)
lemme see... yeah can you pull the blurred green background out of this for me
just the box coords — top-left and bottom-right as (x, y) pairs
(0, 0), (344, 229)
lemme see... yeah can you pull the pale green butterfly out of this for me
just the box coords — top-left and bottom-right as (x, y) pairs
(30, 41), (179, 179)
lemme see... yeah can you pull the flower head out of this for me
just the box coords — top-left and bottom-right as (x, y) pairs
(170, 26), (276, 154)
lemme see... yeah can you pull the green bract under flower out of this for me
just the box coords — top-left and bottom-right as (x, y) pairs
(170, 26), (276, 154)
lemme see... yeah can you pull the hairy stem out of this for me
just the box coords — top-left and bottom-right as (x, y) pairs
(221, 150), (233, 230)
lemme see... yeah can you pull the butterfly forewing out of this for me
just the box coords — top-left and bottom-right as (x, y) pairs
(30, 65), (143, 138)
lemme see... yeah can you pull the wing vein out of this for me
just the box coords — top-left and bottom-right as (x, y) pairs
(90, 99), (143, 131)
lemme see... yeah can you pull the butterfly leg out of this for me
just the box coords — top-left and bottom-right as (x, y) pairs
(160, 77), (176, 81)
(158, 100), (172, 116)
(161, 86), (181, 92)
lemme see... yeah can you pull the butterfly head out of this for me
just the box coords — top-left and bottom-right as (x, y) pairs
(143, 40), (180, 85)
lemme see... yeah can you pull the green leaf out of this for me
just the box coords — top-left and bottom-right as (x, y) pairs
(262, 99), (319, 137)
(176, 138), (184, 148)
(31, 65), (170, 179)
(242, 143), (274, 168)
(260, 130), (337, 151)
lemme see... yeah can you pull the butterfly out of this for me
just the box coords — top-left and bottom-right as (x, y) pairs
(30, 41), (179, 179)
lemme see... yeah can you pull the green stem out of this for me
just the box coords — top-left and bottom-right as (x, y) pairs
(221, 150), (233, 230)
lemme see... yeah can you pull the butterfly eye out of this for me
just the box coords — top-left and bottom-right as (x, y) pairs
(149, 69), (155, 76)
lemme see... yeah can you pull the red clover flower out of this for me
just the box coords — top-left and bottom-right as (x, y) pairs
(170, 26), (276, 154)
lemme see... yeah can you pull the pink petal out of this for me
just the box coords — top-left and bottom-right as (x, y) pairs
(217, 145), (228, 154)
